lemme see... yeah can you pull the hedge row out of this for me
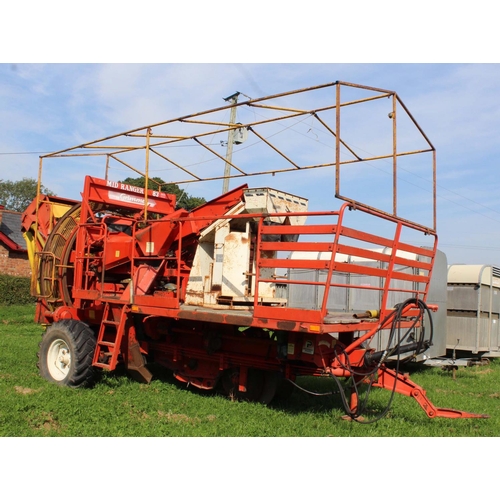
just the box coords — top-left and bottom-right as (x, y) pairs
(0, 275), (36, 305)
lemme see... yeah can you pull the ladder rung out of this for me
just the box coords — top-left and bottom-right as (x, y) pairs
(94, 362), (112, 369)
(103, 320), (120, 326)
(98, 341), (116, 347)
(93, 303), (127, 371)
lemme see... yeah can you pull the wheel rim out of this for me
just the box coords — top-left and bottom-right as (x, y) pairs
(47, 339), (71, 381)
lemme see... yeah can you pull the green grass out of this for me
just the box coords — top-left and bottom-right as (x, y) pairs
(1, 304), (499, 437)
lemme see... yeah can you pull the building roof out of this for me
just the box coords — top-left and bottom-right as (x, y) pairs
(0, 209), (26, 251)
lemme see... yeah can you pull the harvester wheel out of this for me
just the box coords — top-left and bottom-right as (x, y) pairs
(38, 320), (96, 388)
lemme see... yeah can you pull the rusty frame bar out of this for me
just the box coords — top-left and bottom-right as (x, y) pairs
(150, 148), (202, 180)
(392, 93), (397, 216)
(193, 138), (247, 175)
(247, 126), (301, 169)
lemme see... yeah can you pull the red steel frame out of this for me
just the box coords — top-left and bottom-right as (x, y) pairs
(23, 176), (488, 420)
(21, 82), (488, 420)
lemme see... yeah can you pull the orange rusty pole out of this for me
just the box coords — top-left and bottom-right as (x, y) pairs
(392, 93), (397, 216)
(105, 154), (110, 180)
(144, 127), (151, 220)
(433, 149), (437, 231)
(335, 82), (341, 197)
(32, 156), (44, 295)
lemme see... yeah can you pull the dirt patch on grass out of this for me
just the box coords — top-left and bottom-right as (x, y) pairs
(158, 411), (201, 424)
(127, 406), (150, 420)
(29, 412), (61, 434)
(14, 386), (40, 395)
(475, 368), (494, 376)
(435, 387), (462, 395)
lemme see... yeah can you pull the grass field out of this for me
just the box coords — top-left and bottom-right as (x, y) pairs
(1, 304), (499, 437)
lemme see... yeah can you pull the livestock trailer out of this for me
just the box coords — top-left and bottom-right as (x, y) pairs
(447, 264), (500, 357)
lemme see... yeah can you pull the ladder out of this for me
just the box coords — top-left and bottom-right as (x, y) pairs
(93, 303), (128, 370)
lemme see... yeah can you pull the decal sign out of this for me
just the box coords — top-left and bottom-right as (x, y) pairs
(108, 190), (157, 207)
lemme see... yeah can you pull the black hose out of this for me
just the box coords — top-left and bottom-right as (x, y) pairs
(331, 297), (434, 423)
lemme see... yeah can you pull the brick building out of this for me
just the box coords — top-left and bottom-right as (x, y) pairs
(0, 205), (31, 277)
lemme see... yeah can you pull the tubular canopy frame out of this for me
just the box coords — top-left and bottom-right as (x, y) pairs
(37, 81), (437, 234)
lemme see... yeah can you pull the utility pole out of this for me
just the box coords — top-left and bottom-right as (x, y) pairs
(222, 92), (240, 194)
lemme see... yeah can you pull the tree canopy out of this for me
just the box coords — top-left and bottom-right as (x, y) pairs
(0, 178), (55, 213)
(119, 176), (206, 211)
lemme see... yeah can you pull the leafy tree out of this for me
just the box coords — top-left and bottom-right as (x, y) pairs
(0, 177), (56, 213)
(119, 176), (206, 211)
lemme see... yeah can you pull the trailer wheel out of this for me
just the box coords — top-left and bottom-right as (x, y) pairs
(221, 368), (278, 404)
(38, 320), (96, 388)
(274, 377), (294, 401)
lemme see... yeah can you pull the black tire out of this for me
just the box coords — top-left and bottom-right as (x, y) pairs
(38, 320), (96, 387)
(273, 376), (295, 401)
